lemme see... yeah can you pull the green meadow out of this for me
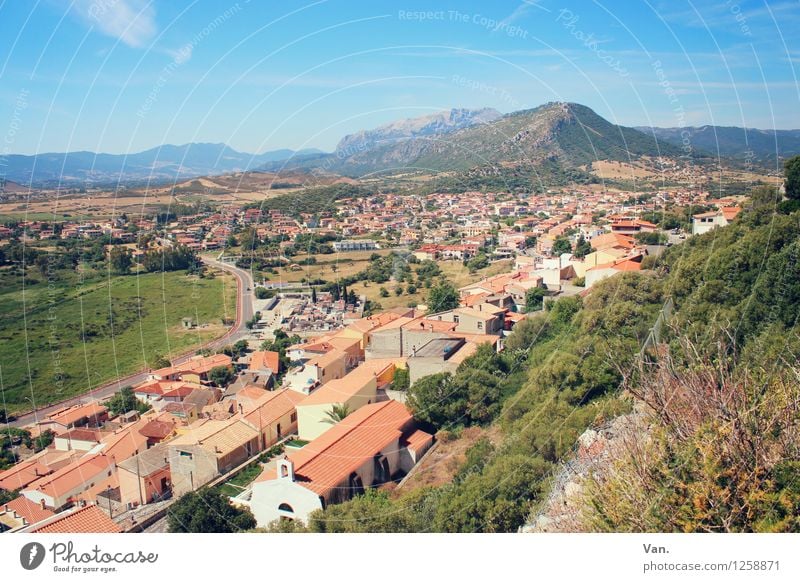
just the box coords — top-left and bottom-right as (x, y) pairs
(0, 267), (236, 414)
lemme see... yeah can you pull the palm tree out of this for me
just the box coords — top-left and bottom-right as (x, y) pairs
(323, 403), (351, 424)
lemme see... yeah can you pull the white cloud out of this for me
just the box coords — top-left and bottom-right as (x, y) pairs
(73, 0), (157, 49)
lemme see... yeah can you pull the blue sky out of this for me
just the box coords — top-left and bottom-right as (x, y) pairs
(0, 0), (798, 155)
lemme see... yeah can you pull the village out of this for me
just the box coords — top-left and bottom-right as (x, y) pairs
(0, 183), (743, 533)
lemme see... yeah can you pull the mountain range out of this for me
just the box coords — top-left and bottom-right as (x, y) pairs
(4, 104), (798, 187)
(0, 144), (323, 187)
(263, 102), (683, 177)
(636, 125), (800, 165)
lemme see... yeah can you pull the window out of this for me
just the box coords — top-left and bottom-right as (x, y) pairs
(477, 321), (483, 330)
(179, 450), (193, 459)
(290, 412), (297, 422)
(278, 502), (294, 513)
(454, 315), (460, 323)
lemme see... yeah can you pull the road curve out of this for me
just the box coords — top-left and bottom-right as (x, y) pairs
(7, 259), (254, 428)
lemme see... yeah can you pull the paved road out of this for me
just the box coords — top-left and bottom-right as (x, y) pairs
(7, 259), (254, 428)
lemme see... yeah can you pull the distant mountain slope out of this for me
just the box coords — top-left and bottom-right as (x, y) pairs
(267, 102), (683, 177)
(637, 125), (800, 165)
(335, 107), (501, 154)
(2, 143), (324, 186)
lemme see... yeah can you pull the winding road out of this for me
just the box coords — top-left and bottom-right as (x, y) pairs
(7, 258), (254, 428)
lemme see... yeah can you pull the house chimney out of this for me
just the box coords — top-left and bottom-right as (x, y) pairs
(40, 499), (46, 510)
(277, 458), (295, 481)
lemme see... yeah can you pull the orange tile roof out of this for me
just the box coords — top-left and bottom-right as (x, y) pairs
(402, 429), (434, 453)
(243, 388), (305, 428)
(402, 317), (457, 333)
(152, 353), (232, 377)
(249, 350), (281, 374)
(300, 361), (389, 406)
(99, 426), (148, 463)
(59, 429), (103, 443)
(721, 206), (741, 221)
(28, 504), (122, 533)
(461, 291), (490, 307)
(161, 385), (198, 399)
(588, 255), (644, 272)
(591, 232), (636, 251)
(260, 401), (421, 496)
(47, 403), (107, 427)
(612, 259), (643, 272)
(138, 417), (177, 440)
(0, 459), (53, 491)
(25, 454), (114, 500)
(2, 495), (55, 524)
(307, 348), (347, 369)
(237, 385), (270, 403)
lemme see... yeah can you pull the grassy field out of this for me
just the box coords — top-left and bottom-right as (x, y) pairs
(268, 249), (512, 311)
(0, 267), (236, 414)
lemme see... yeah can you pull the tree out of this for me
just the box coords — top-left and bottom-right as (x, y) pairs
(525, 287), (547, 313)
(406, 369), (502, 429)
(552, 236), (572, 256)
(427, 281), (459, 312)
(785, 155), (800, 200)
(466, 253), (489, 273)
(379, 287), (389, 298)
(222, 340), (249, 359)
(109, 246), (133, 274)
(167, 488), (256, 532)
(209, 365), (235, 387)
(391, 367), (410, 391)
(311, 287), (318, 303)
(573, 235), (591, 258)
(255, 287), (275, 300)
(150, 352), (171, 369)
(323, 403), (351, 424)
(106, 386), (150, 416)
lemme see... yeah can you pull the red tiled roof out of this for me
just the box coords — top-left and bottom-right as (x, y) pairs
(721, 206), (741, 221)
(2, 495), (55, 524)
(259, 400), (424, 497)
(242, 388), (305, 428)
(0, 459), (53, 491)
(47, 403), (107, 427)
(28, 504), (122, 533)
(249, 350), (281, 374)
(138, 418), (177, 439)
(161, 385), (197, 400)
(402, 429), (434, 453)
(25, 454), (114, 499)
(59, 429), (103, 443)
